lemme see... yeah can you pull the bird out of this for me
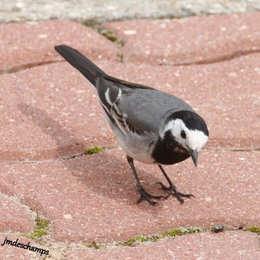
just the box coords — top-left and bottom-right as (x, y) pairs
(55, 45), (209, 206)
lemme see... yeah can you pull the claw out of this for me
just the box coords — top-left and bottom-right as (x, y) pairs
(137, 186), (164, 206)
(156, 182), (194, 204)
(137, 195), (158, 206)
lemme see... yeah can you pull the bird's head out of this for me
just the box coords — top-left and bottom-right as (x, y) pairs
(160, 110), (209, 166)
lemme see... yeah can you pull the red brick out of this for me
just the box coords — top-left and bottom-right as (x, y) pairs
(65, 231), (260, 260)
(0, 20), (118, 72)
(104, 12), (260, 65)
(0, 195), (34, 233)
(0, 150), (259, 243)
(0, 63), (115, 161)
(1, 53), (259, 161)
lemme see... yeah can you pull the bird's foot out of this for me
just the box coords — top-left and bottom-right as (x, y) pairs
(137, 186), (165, 206)
(156, 182), (194, 204)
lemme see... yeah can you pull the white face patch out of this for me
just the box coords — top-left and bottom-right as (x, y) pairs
(161, 119), (208, 152)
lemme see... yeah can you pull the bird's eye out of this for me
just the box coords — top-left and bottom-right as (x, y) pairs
(181, 130), (186, 139)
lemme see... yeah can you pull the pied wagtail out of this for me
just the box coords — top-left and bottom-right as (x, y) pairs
(55, 45), (209, 205)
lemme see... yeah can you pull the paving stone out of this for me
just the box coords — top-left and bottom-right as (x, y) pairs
(1, 9), (259, 260)
(0, 62), (115, 161)
(104, 12), (260, 65)
(65, 231), (260, 260)
(0, 149), (259, 243)
(0, 195), (34, 233)
(0, 19), (118, 72)
(1, 52), (259, 161)
(0, 233), (47, 259)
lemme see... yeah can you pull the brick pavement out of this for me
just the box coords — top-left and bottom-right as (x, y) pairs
(0, 13), (259, 259)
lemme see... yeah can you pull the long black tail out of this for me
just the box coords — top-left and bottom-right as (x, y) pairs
(55, 45), (106, 87)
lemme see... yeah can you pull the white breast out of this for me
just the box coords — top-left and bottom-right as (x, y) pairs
(116, 130), (156, 164)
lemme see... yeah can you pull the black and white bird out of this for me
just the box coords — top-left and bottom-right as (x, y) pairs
(55, 45), (209, 206)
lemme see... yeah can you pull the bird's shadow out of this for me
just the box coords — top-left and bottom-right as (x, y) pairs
(18, 103), (166, 210)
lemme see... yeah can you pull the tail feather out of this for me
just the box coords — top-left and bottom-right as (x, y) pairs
(55, 45), (105, 87)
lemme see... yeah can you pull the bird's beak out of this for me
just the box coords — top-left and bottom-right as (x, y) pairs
(189, 149), (198, 167)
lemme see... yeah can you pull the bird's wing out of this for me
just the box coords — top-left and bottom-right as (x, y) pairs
(55, 45), (193, 135)
(97, 77), (193, 135)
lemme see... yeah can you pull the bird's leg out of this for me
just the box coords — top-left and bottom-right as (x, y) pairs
(157, 165), (194, 203)
(126, 156), (164, 206)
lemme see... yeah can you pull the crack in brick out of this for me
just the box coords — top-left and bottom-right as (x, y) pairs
(10, 226), (260, 256)
(171, 49), (260, 66)
(1, 48), (259, 76)
(0, 153), (85, 165)
(0, 60), (62, 75)
(94, 26), (124, 63)
(0, 146), (258, 165)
